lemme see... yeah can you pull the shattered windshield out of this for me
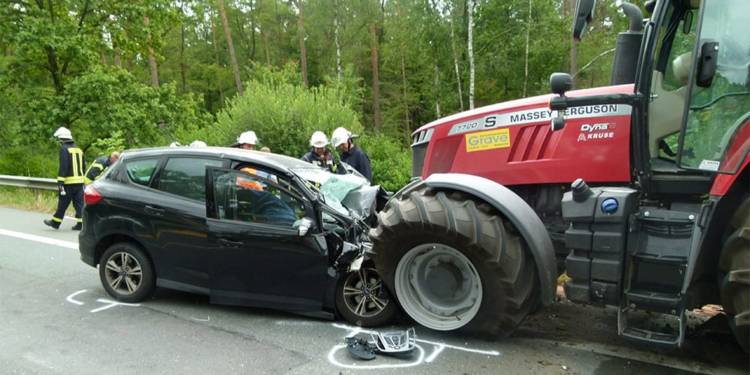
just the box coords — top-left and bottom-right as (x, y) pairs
(290, 167), (378, 219)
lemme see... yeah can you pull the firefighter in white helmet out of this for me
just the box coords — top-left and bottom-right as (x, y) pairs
(44, 126), (85, 230)
(301, 131), (337, 172)
(331, 127), (372, 181)
(236, 131), (258, 150)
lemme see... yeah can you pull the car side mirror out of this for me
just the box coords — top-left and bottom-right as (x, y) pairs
(296, 217), (314, 236)
(696, 41), (719, 88)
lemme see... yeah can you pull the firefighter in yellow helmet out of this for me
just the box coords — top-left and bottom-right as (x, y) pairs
(44, 127), (85, 230)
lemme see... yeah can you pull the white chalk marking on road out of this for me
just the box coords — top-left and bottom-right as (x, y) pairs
(331, 323), (499, 356)
(66, 289), (88, 305)
(329, 323), (499, 369)
(327, 343), (426, 370)
(190, 316), (210, 322)
(89, 298), (140, 313)
(424, 344), (445, 363)
(0, 228), (78, 249)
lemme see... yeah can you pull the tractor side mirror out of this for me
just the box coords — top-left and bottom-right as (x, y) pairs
(550, 73), (573, 96)
(573, 0), (597, 41)
(696, 41), (719, 88)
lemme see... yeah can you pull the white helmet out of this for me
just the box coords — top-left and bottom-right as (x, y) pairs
(309, 131), (329, 148)
(53, 126), (73, 140)
(237, 131), (258, 146)
(331, 127), (352, 148)
(190, 140), (207, 147)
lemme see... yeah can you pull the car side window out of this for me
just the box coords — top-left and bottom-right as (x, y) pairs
(157, 157), (223, 201)
(125, 159), (159, 186)
(213, 169), (306, 228)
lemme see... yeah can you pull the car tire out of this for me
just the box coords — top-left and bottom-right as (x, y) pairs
(99, 242), (156, 303)
(370, 186), (539, 336)
(335, 267), (398, 327)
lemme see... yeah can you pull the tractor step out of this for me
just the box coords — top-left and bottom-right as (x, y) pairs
(617, 306), (685, 347)
(624, 289), (682, 314)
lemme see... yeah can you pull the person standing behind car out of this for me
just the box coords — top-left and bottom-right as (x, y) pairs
(301, 131), (338, 173)
(235, 131), (258, 150)
(84, 151), (120, 185)
(44, 127), (85, 231)
(331, 127), (372, 182)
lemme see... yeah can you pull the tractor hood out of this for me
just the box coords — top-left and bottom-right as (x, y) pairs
(413, 84), (634, 136)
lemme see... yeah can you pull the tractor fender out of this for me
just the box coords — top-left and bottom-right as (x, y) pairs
(420, 173), (557, 306)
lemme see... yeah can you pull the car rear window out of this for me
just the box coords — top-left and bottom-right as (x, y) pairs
(125, 159), (159, 186)
(156, 157), (223, 201)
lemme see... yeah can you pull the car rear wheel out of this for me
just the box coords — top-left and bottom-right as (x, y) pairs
(336, 267), (397, 327)
(99, 242), (156, 303)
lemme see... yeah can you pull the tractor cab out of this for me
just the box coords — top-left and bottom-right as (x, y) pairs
(551, 0), (750, 348)
(552, 0), (750, 197)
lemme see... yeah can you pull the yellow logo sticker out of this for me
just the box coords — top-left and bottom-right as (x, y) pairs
(465, 128), (511, 152)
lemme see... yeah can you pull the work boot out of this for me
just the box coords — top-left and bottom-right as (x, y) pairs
(71, 222), (82, 231)
(43, 219), (60, 230)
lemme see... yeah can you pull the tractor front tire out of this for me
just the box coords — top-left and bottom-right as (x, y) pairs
(719, 196), (750, 352)
(370, 185), (539, 336)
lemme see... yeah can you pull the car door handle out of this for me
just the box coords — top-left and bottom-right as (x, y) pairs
(144, 205), (165, 216)
(218, 238), (243, 248)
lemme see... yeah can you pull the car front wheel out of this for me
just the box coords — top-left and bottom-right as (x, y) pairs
(98, 242), (156, 303)
(336, 267), (397, 327)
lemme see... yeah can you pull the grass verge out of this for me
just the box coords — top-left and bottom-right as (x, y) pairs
(0, 186), (61, 214)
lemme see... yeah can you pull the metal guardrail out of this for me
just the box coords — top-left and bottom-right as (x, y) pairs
(0, 175), (58, 191)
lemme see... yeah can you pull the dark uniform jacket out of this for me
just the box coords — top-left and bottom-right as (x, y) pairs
(84, 155), (112, 184)
(301, 149), (339, 173)
(341, 145), (372, 182)
(57, 141), (85, 186)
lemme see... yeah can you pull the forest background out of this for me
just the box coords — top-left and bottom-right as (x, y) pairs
(0, 0), (643, 191)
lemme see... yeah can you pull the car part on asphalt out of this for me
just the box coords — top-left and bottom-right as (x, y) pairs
(369, 327), (416, 357)
(345, 336), (376, 360)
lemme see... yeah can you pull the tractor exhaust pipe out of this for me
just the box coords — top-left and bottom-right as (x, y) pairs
(610, 2), (644, 85)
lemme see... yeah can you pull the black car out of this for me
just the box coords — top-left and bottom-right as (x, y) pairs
(79, 147), (396, 326)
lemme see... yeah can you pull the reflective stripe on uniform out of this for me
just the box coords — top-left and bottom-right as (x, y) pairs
(63, 176), (85, 184)
(51, 217), (63, 223)
(75, 218), (82, 223)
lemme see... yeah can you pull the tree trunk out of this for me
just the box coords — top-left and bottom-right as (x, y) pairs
(211, 15), (226, 104)
(297, 0), (308, 87)
(180, 18), (188, 93)
(434, 64), (441, 118)
(217, 0), (244, 95)
(369, 22), (382, 132)
(334, 0), (342, 80)
(113, 47), (122, 67)
(400, 49), (410, 141)
(467, 0), (475, 109)
(569, 0), (577, 84)
(449, 13), (463, 111)
(522, 0), (532, 97)
(144, 15), (160, 88)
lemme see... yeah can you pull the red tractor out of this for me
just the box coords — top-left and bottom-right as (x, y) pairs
(372, 0), (749, 351)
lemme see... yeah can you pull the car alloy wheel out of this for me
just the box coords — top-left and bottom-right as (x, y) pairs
(104, 251), (143, 295)
(342, 268), (390, 318)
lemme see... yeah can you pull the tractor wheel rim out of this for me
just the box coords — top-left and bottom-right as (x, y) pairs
(342, 268), (389, 318)
(104, 252), (143, 295)
(395, 243), (482, 331)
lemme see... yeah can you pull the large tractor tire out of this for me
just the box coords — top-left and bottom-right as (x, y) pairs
(370, 185), (539, 336)
(719, 196), (750, 352)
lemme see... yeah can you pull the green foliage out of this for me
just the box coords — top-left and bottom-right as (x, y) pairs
(207, 63), (363, 155)
(358, 134), (412, 191)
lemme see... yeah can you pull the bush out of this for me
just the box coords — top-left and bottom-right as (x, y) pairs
(201, 64), (412, 191)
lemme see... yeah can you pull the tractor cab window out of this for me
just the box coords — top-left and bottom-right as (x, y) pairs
(648, 1), (698, 162)
(679, 0), (750, 172)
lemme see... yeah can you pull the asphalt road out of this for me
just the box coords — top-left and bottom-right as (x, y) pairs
(0, 206), (747, 375)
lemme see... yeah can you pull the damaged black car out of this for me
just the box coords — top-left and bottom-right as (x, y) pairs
(78, 147), (396, 326)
